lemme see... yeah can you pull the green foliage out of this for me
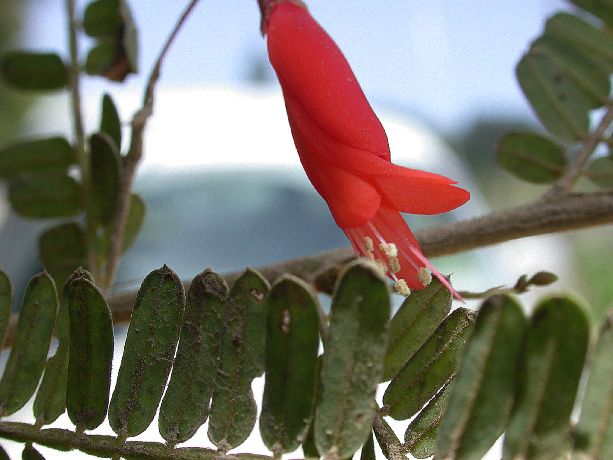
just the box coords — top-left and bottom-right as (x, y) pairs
(0, 273), (57, 417)
(208, 270), (269, 451)
(66, 272), (114, 431)
(39, 223), (87, 286)
(0, 52), (67, 90)
(9, 175), (82, 219)
(158, 270), (228, 445)
(89, 132), (121, 225)
(503, 296), (591, 459)
(100, 93), (122, 150)
(109, 265), (185, 438)
(586, 156), (613, 187)
(383, 308), (475, 420)
(497, 132), (566, 183)
(259, 276), (319, 454)
(436, 295), (527, 459)
(314, 261), (390, 459)
(0, 271), (11, 349)
(573, 311), (613, 459)
(383, 277), (451, 381)
(0, 137), (75, 180)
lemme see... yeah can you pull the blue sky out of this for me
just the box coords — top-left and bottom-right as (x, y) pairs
(23, 0), (570, 133)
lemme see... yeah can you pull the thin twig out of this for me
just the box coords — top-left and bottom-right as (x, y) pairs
(65, 0), (98, 280)
(101, 0), (202, 292)
(2, 190), (612, 348)
(0, 421), (274, 460)
(542, 104), (613, 200)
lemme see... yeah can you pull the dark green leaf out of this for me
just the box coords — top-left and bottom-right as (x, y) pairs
(372, 415), (403, 460)
(436, 295), (527, 460)
(208, 269), (270, 451)
(22, 445), (45, 460)
(360, 433), (376, 460)
(384, 278), (452, 381)
(89, 132), (120, 225)
(497, 132), (567, 183)
(0, 271), (12, 349)
(314, 261), (390, 459)
(9, 174), (81, 218)
(0, 137), (75, 180)
(260, 276), (320, 454)
(301, 356), (323, 458)
(83, 0), (123, 37)
(570, 0), (613, 25)
(0, 273), (57, 416)
(1, 51), (67, 90)
(404, 384), (452, 459)
(39, 223), (86, 286)
(109, 265), (185, 438)
(503, 295), (591, 459)
(123, 193), (146, 252)
(33, 274), (74, 425)
(586, 156), (613, 188)
(545, 13), (613, 73)
(573, 310), (613, 459)
(101, 93), (122, 150)
(159, 270), (229, 445)
(516, 51), (591, 142)
(85, 41), (118, 77)
(66, 274), (114, 431)
(383, 308), (475, 420)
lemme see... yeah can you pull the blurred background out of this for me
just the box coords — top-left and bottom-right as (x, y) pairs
(0, 0), (611, 457)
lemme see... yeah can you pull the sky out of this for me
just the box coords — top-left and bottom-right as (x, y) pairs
(22, 0), (570, 133)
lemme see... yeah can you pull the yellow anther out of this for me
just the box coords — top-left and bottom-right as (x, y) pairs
(394, 279), (411, 296)
(418, 267), (432, 286)
(363, 236), (374, 252)
(389, 257), (401, 274)
(378, 242), (398, 258)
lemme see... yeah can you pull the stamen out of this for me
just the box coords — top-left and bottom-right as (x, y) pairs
(407, 246), (464, 302)
(394, 279), (411, 296)
(418, 267), (432, 286)
(364, 236), (374, 252)
(389, 257), (401, 274)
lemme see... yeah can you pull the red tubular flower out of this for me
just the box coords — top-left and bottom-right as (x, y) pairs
(263, 1), (470, 296)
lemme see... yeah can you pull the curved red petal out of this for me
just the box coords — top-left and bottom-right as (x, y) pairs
(267, 3), (390, 158)
(376, 170), (471, 215)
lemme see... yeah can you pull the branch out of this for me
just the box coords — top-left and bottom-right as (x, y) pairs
(65, 0), (98, 279)
(542, 103), (613, 200)
(2, 190), (612, 348)
(0, 422), (275, 460)
(101, 0), (201, 291)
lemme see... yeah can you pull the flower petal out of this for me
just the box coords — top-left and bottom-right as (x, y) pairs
(267, 3), (390, 158)
(376, 170), (471, 215)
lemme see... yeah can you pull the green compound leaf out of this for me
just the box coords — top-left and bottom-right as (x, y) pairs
(516, 53), (590, 143)
(89, 132), (120, 225)
(39, 223), (87, 286)
(83, 0), (123, 37)
(259, 276), (320, 454)
(0, 271), (12, 349)
(22, 444), (46, 460)
(9, 174), (81, 219)
(109, 265), (185, 438)
(586, 156), (613, 188)
(360, 433), (376, 460)
(101, 93), (122, 151)
(383, 308), (475, 421)
(159, 270), (229, 446)
(66, 274), (114, 431)
(0, 272), (57, 416)
(383, 277), (452, 381)
(405, 384), (452, 459)
(496, 132), (567, 183)
(436, 295), (527, 460)
(503, 295), (591, 460)
(123, 193), (146, 252)
(208, 269), (270, 451)
(314, 261), (390, 459)
(0, 51), (67, 90)
(0, 137), (75, 180)
(573, 310), (613, 459)
(32, 273), (77, 425)
(570, 0), (613, 25)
